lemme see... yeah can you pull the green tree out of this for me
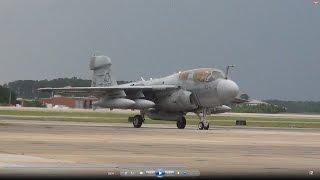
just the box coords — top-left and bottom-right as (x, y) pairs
(0, 87), (16, 105)
(231, 104), (286, 114)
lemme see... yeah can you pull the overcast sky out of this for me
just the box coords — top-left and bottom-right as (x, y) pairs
(0, 0), (319, 101)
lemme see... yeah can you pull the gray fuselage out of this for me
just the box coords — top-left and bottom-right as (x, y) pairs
(122, 68), (239, 113)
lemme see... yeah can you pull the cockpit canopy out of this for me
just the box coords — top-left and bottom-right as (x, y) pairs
(179, 68), (225, 82)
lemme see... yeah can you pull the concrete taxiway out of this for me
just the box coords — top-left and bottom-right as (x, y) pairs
(0, 118), (319, 176)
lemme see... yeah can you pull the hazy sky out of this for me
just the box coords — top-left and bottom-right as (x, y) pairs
(0, 0), (319, 101)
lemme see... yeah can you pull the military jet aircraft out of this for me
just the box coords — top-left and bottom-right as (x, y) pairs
(39, 55), (242, 130)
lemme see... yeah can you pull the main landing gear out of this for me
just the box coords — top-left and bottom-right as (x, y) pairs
(176, 116), (186, 129)
(130, 110), (210, 130)
(130, 114), (145, 128)
(196, 108), (210, 130)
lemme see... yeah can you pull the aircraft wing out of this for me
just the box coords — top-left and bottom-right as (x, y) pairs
(38, 85), (178, 97)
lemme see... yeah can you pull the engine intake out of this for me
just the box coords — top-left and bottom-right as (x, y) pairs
(158, 89), (197, 111)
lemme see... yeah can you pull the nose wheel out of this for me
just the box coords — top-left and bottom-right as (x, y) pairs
(197, 108), (210, 130)
(198, 122), (210, 130)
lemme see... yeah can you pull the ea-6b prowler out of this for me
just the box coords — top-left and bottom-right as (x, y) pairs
(39, 55), (243, 130)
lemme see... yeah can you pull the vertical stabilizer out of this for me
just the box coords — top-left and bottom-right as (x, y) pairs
(90, 55), (117, 87)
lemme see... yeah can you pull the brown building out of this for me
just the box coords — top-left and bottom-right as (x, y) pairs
(40, 96), (98, 109)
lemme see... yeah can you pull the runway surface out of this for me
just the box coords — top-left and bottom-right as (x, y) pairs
(2, 106), (320, 119)
(0, 118), (319, 176)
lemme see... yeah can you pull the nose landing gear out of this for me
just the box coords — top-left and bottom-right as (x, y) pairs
(196, 108), (210, 130)
(198, 121), (210, 130)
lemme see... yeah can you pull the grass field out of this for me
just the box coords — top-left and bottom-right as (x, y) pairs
(1, 109), (320, 128)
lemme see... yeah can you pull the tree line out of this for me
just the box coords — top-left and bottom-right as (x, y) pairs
(230, 104), (286, 114)
(230, 99), (320, 114)
(4, 77), (130, 99)
(0, 85), (16, 105)
(264, 100), (320, 114)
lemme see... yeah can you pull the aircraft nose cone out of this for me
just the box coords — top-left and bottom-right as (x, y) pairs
(217, 79), (240, 102)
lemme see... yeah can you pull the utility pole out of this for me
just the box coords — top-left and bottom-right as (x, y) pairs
(8, 90), (12, 105)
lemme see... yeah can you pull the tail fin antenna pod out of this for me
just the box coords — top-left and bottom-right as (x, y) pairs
(90, 55), (118, 87)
